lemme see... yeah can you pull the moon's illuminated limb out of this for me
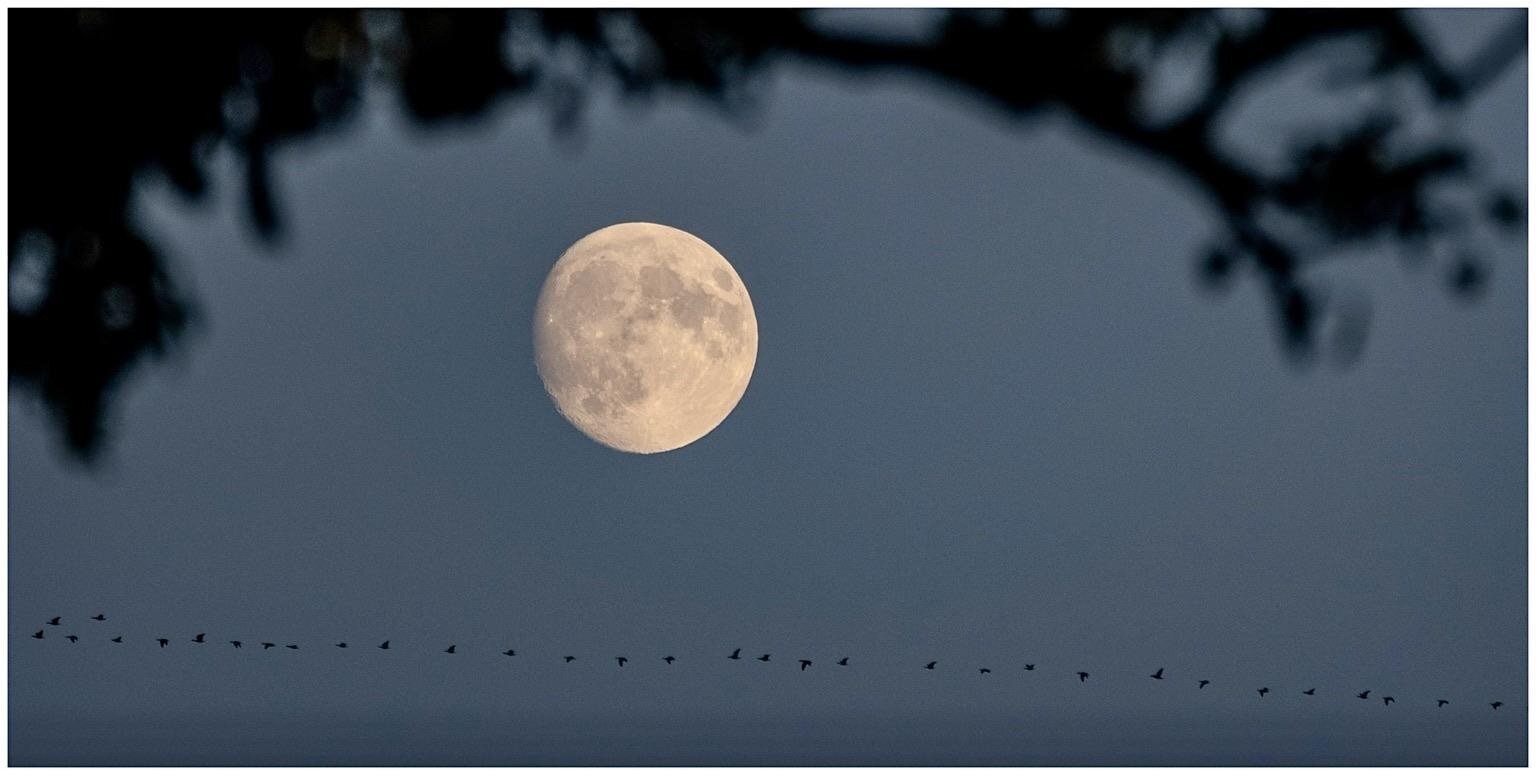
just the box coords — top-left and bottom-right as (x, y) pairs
(533, 222), (758, 454)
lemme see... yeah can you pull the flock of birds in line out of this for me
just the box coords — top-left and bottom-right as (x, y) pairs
(29, 613), (1510, 712)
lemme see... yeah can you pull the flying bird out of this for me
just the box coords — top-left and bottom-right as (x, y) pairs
(66, 635), (79, 643)
(979, 668), (991, 675)
(378, 641), (390, 650)
(1383, 696), (1395, 706)
(800, 660), (813, 671)
(1437, 700), (1449, 707)
(192, 633), (206, 643)
(444, 645), (456, 654)
(1024, 664), (1035, 671)
(1357, 690), (1370, 700)
(504, 649), (518, 657)
(229, 641), (242, 648)
(757, 654), (771, 662)
(157, 638), (169, 648)
(728, 648), (741, 660)
(663, 656), (675, 664)
(111, 636), (123, 643)
(1198, 680), (1210, 689)
(1303, 688), (1315, 696)
(925, 661), (938, 670)
(285, 644), (298, 650)
(1150, 668), (1164, 680)
(1076, 672), (1089, 682)
(1257, 687), (1269, 698)
(837, 657), (849, 666)
(91, 614), (106, 621)
(335, 642), (348, 648)
(1491, 701), (1503, 710)
(261, 642), (276, 650)
(616, 657), (628, 667)
(31, 631), (43, 640)
(564, 656), (576, 663)
(47, 617), (61, 626)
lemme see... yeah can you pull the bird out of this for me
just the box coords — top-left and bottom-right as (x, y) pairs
(800, 660), (813, 671)
(1383, 696), (1395, 706)
(444, 645), (456, 654)
(1303, 688), (1315, 696)
(229, 641), (242, 648)
(837, 657), (849, 666)
(728, 648), (741, 660)
(925, 661), (938, 670)
(31, 631), (43, 640)
(1150, 668), (1164, 680)
(1076, 671), (1089, 682)
(1024, 664), (1035, 671)
(47, 617), (61, 626)
(563, 656), (576, 663)
(1198, 680), (1210, 689)
(261, 642), (276, 650)
(1437, 700), (1449, 707)
(504, 649), (518, 657)
(66, 635), (78, 643)
(91, 614), (106, 621)
(1357, 690), (1370, 700)
(157, 638), (169, 648)
(1491, 701), (1503, 710)
(285, 644), (298, 650)
(1258, 687), (1270, 698)
(111, 636), (123, 644)
(335, 642), (347, 648)
(192, 633), (206, 643)
(378, 640), (390, 650)
(663, 656), (675, 664)
(757, 654), (771, 662)
(615, 657), (628, 667)
(978, 668), (991, 675)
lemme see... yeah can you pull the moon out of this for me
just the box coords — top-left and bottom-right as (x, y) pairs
(533, 222), (758, 454)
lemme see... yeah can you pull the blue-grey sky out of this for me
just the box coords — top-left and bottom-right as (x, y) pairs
(9, 9), (1527, 765)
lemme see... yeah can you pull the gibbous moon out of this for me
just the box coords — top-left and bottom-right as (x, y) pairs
(533, 222), (758, 454)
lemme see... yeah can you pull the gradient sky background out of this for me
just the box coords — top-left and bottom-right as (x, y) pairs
(9, 8), (1528, 765)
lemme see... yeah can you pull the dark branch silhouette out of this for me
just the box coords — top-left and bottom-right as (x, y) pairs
(9, 9), (1526, 461)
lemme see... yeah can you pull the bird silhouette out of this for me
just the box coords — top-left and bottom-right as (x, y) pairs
(335, 642), (348, 648)
(728, 648), (741, 660)
(91, 614), (106, 621)
(504, 649), (517, 657)
(192, 633), (205, 643)
(1491, 701), (1503, 710)
(1437, 699), (1449, 707)
(1198, 680), (1210, 689)
(1024, 664), (1035, 671)
(616, 657), (628, 667)
(1357, 690), (1370, 700)
(229, 641), (242, 648)
(111, 636), (123, 643)
(261, 642), (276, 650)
(47, 617), (61, 626)
(757, 654), (771, 662)
(285, 644), (298, 650)
(1150, 668), (1164, 680)
(1383, 696), (1395, 706)
(925, 661), (937, 670)
(564, 656), (576, 663)
(1303, 688), (1316, 696)
(378, 640), (390, 650)
(978, 668), (991, 675)
(1077, 671), (1089, 682)
(663, 656), (675, 664)
(1258, 687), (1270, 697)
(31, 631), (43, 640)
(66, 635), (78, 643)
(837, 657), (849, 666)
(800, 660), (813, 671)
(444, 645), (456, 654)
(157, 638), (169, 648)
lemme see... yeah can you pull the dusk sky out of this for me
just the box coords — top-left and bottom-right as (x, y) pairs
(9, 8), (1527, 764)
